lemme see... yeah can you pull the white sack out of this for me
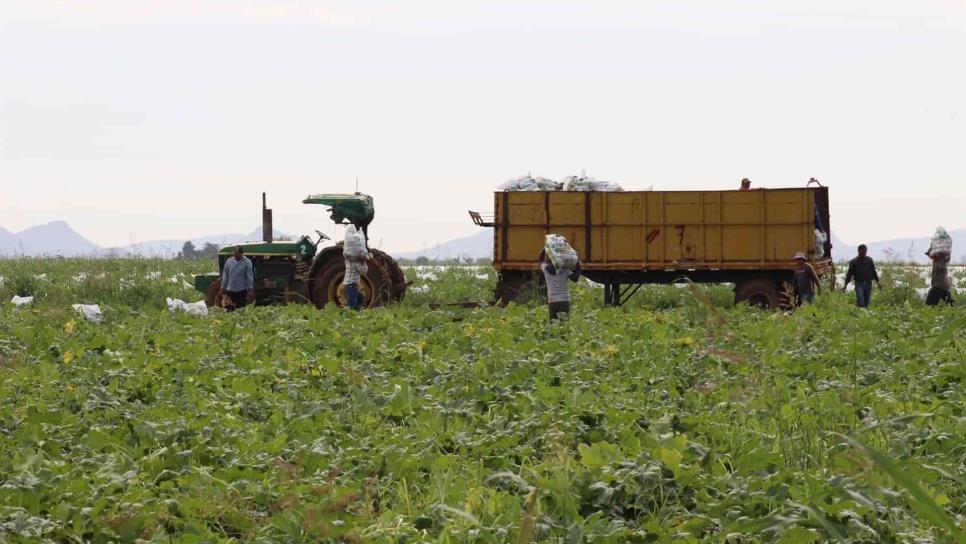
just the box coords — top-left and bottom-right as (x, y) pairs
(814, 230), (828, 259)
(561, 174), (623, 192)
(72, 304), (103, 323)
(928, 227), (952, 257)
(166, 297), (209, 316)
(343, 225), (368, 260)
(499, 175), (560, 192)
(545, 234), (579, 271)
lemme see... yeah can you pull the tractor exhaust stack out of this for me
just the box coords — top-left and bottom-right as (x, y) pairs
(262, 192), (273, 242)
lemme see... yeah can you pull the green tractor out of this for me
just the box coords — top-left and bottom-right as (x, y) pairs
(193, 193), (406, 309)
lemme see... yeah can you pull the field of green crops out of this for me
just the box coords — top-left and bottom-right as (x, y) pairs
(1, 259), (964, 543)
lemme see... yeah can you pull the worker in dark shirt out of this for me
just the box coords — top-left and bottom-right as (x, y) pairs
(925, 241), (954, 306)
(792, 252), (820, 305)
(842, 244), (881, 308)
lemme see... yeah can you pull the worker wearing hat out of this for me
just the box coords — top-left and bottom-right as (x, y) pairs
(792, 251), (820, 305)
(219, 245), (255, 311)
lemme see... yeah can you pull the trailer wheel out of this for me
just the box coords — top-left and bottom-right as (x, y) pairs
(494, 271), (542, 305)
(735, 278), (781, 309)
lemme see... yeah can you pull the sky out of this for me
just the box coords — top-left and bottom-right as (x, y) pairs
(1, 0), (964, 253)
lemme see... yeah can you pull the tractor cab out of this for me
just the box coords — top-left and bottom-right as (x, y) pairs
(302, 193), (374, 240)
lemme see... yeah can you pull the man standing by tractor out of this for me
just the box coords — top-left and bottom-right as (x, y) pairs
(342, 225), (369, 310)
(792, 251), (821, 305)
(220, 245), (254, 311)
(843, 244), (881, 308)
(343, 254), (367, 310)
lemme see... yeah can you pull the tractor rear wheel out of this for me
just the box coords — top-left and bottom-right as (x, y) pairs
(369, 248), (407, 302)
(310, 252), (391, 309)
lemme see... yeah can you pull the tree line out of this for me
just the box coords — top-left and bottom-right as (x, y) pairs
(177, 241), (221, 260)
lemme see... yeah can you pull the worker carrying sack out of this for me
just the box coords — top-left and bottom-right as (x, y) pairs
(545, 234), (579, 271)
(343, 225), (368, 260)
(927, 226), (952, 258)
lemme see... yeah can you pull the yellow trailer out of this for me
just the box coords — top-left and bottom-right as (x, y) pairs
(470, 182), (833, 308)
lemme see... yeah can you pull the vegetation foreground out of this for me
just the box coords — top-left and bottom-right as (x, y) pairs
(0, 259), (964, 542)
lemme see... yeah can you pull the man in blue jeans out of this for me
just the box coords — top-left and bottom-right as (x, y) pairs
(842, 244), (881, 307)
(343, 254), (367, 310)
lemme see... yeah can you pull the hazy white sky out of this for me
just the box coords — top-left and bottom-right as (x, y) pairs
(1, 0), (964, 252)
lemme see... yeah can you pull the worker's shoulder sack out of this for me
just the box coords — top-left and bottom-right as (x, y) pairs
(814, 229), (827, 258)
(343, 225), (367, 260)
(545, 234), (579, 271)
(929, 227), (952, 257)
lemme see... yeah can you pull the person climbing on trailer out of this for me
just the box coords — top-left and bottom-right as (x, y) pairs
(539, 234), (582, 322)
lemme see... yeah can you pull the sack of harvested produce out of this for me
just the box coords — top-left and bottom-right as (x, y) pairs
(592, 181), (624, 192)
(499, 175), (560, 192)
(343, 225), (367, 260)
(561, 175), (592, 191)
(166, 297), (209, 316)
(814, 229), (827, 258)
(927, 226), (952, 258)
(545, 234), (579, 270)
(72, 303), (103, 323)
(561, 174), (623, 192)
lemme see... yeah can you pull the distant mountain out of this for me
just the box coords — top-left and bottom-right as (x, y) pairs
(1, 219), (962, 263)
(0, 227), (15, 254)
(831, 229), (965, 264)
(103, 227), (290, 257)
(0, 222), (289, 258)
(0, 221), (100, 256)
(397, 230), (493, 260)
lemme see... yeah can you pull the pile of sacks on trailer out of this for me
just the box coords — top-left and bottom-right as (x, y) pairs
(500, 173), (624, 192)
